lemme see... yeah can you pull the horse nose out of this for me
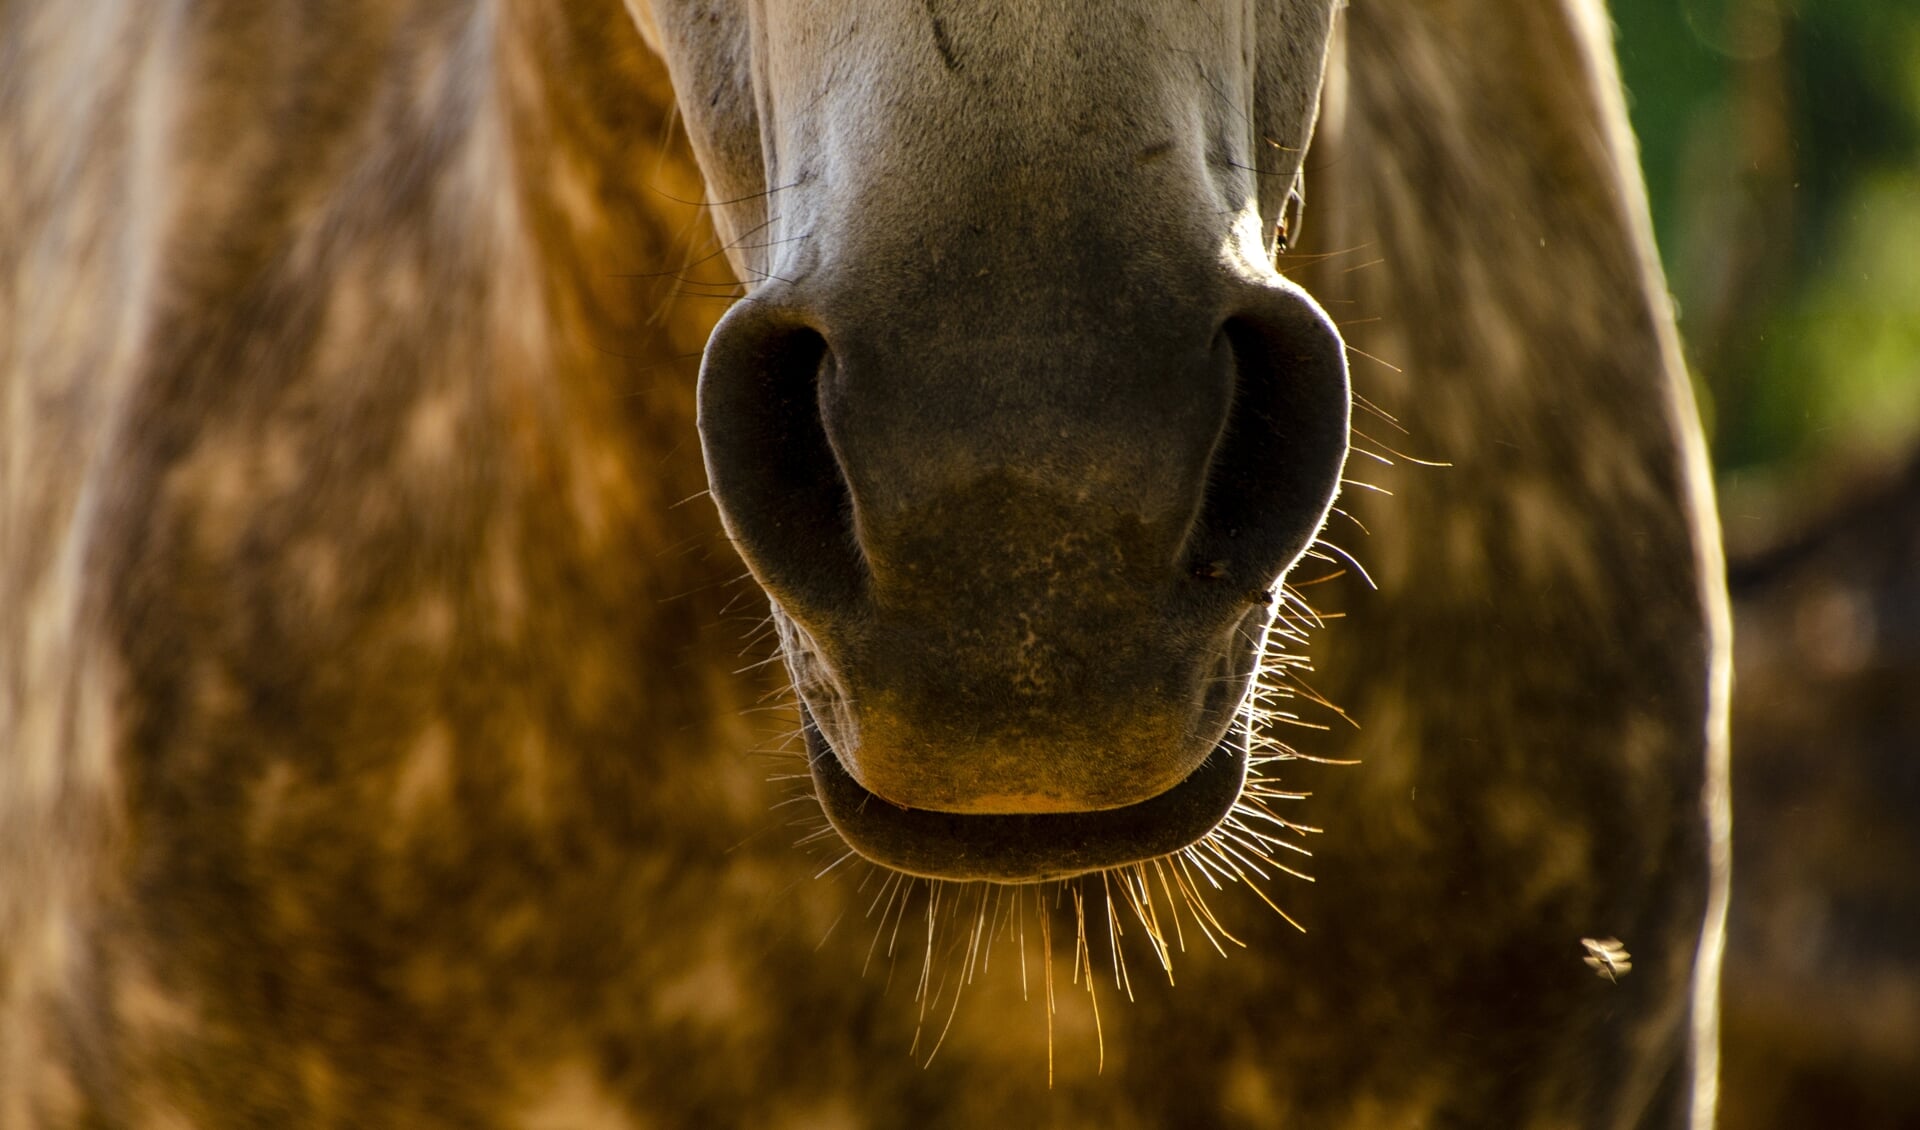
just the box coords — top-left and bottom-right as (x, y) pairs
(698, 283), (1349, 620)
(697, 279), (1348, 813)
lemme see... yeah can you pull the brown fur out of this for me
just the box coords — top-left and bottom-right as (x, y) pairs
(1, 1), (1727, 1126)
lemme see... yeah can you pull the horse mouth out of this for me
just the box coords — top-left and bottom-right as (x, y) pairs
(803, 707), (1250, 883)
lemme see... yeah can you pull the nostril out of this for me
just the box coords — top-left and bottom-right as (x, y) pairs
(1184, 289), (1351, 602)
(697, 300), (867, 613)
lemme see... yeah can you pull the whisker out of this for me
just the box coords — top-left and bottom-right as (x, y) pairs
(1344, 343), (1404, 373)
(757, 477), (1374, 1073)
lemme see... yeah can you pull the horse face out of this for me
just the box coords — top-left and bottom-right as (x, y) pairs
(629, 0), (1351, 881)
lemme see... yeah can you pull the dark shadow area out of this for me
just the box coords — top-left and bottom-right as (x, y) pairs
(1722, 454), (1920, 1129)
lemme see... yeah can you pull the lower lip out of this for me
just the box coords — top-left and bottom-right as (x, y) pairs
(802, 707), (1250, 883)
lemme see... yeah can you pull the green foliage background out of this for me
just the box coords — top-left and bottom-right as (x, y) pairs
(1612, 0), (1920, 536)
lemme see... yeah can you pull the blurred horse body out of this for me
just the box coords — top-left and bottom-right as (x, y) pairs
(0, 1), (1727, 1126)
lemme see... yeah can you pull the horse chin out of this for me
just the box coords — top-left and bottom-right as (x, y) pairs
(802, 706), (1250, 884)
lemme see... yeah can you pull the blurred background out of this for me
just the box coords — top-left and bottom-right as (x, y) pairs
(1612, 1), (1920, 1125)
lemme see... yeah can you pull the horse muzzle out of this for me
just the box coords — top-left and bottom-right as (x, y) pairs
(697, 265), (1349, 880)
